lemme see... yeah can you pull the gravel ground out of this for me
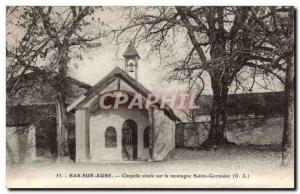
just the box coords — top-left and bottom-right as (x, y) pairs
(7, 147), (294, 188)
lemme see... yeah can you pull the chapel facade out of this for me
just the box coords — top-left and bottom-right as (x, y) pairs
(67, 42), (178, 162)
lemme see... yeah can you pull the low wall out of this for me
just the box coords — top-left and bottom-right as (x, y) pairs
(6, 117), (58, 163)
(176, 117), (284, 148)
(7, 125), (36, 163)
(6, 105), (58, 163)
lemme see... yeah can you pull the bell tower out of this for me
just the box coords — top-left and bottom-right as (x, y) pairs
(123, 41), (140, 80)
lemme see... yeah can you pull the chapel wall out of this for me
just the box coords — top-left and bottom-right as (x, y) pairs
(152, 109), (176, 161)
(89, 107), (150, 162)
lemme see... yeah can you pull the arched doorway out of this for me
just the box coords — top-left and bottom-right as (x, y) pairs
(122, 119), (138, 160)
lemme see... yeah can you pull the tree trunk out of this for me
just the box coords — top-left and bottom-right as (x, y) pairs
(201, 79), (232, 150)
(199, 22), (234, 150)
(281, 7), (294, 167)
(282, 57), (294, 166)
(56, 92), (70, 160)
(56, 47), (70, 161)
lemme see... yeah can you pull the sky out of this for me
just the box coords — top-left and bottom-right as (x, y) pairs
(6, 6), (284, 96)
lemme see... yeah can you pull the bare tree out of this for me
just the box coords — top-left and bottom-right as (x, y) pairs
(278, 8), (294, 166)
(6, 6), (108, 160)
(117, 6), (292, 149)
(247, 7), (294, 165)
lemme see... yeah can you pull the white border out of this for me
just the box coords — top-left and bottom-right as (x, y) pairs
(1, 1), (298, 193)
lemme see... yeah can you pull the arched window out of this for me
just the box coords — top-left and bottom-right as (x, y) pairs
(105, 127), (117, 148)
(144, 126), (150, 148)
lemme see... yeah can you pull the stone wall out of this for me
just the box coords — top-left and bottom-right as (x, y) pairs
(176, 117), (284, 148)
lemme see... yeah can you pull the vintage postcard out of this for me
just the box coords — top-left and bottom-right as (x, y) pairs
(6, 6), (295, 189)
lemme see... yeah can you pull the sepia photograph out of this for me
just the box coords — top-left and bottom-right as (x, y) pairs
(5, 5), (295, 189)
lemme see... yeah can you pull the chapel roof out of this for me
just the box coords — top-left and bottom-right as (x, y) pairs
(67, 67), (179, 121)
